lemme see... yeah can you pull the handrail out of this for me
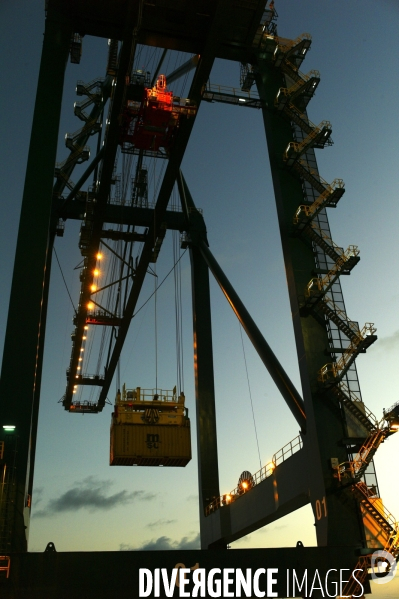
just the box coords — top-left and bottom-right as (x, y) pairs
(305, 246), (359, 296)
(338, 381), (379, 427)
(205, 82), (260, 101)
(293, 179), (345, 224)
(286, 121), (332, 157)
(275, 69), (320, 107)
(205, 435), (303, 516)
(121, 387), (180, 403)
(319, 323), (377, 383)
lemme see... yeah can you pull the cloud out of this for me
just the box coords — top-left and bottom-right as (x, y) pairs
(146, 519), (176, 529)
(120, 533), (200, 551)
(33, 477), (157, 517)
(371, 330), (399, 353)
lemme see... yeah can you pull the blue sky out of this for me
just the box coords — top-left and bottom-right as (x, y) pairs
(1, 1), (399, 595)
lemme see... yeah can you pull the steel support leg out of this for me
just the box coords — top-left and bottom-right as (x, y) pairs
(255, 53), (364, 549)
(190, 246), (224, 549)
(0, 12), (71, 551)
(177, 172), (223, 549)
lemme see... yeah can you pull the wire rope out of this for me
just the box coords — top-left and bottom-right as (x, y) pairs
(53, 247), (77, 314)
(172, 187), (184, 394)
(154, 263), (158, 393)
(239, 323), (262, 470)
(173, 230), (180, 393)
(133, 250), (187, 317)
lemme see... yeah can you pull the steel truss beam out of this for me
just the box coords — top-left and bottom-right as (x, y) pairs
(92, 0), (233, 411)
(64, 12), (142, 406)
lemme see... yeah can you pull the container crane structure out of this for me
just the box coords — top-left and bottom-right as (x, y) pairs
(0, 0), (398, 596)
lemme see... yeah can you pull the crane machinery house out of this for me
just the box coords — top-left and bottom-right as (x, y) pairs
(120, 73), (196, 152)
(110, 385), (191, 466)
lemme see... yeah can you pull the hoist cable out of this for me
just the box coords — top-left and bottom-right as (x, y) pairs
(53, 246), (77, 314)
(239, 323), (262, 470)
(133, 250), (187, 318)
(173, 228), (183, 394)
(154, 264), (158, 393)
(179, 252), (184, 392)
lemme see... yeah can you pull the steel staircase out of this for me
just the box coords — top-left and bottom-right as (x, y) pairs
(274, 33), (312, 69)
(318, 323), (377, 385)
(339, 482), (399, 599)
(293, 178), (345, 230)
(273, 33), (398, 599)
(300, 221), (348, 264)
(284, 122), (333, 165)
(330, 382), (378, 433)
(293, 158), (343, 199)
(305, 247), (360, 301)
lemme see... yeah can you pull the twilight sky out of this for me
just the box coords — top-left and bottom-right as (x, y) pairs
(0, 1), (399, 596)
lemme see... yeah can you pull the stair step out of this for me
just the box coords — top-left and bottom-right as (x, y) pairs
(302, 225), (343, 263)
(314, 301), (360, 342)
(293, 161), (327, 195)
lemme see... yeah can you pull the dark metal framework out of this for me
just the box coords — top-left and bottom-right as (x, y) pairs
(0, 1), (397, 596)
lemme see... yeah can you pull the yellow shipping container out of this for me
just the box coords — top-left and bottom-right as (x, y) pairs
(110, 422), (191, 467)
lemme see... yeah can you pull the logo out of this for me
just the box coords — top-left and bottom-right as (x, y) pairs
(146, 434), (160, 449)
(370, 550), (397, 585)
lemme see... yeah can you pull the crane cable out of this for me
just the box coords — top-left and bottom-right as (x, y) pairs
(154, 263), (158, 393)
(173, 226), (184, 395)
(239, 323), (262, 470)
(53, 246), (76, 314)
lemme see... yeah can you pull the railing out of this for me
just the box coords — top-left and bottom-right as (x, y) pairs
(319, 323), (377, 384)
(296, 159), (331, 188)
(273, 435), (303, 466)
(55, 146), (90, 170)
(121, 387), (180, 404)
(305, 246), (359, 296)
(205, 436), (303, 516)
(205, 82), (260, 101)
(76, 77), (104, 93)
(285, 69), (320, 95)
(108, 197), (194, 213)
(339, 483), (399, 598)
(357, 483), (399, 539)
(74, 372), (105, 381)
(350, 431), (384, 477)
(285, 121), (332, 158)
(275, 70), (320, 107)
(276, 32), (312, 51)
(271, 33), (312, 64)
(385, 399), (399, 416)
(338, 381), (379, 427)
(69, 401), (98, 411)
(0, 555), (10, 578)
(308, 221), (347, 257)
(293, 179), (345, 224)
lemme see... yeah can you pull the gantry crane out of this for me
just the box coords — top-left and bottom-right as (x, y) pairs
(0, 1), (398, 596)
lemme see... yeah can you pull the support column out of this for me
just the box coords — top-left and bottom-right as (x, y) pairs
(255, 53), (364, 549)
(0, 11), (71, 551)
(178, 174), (223, 549)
